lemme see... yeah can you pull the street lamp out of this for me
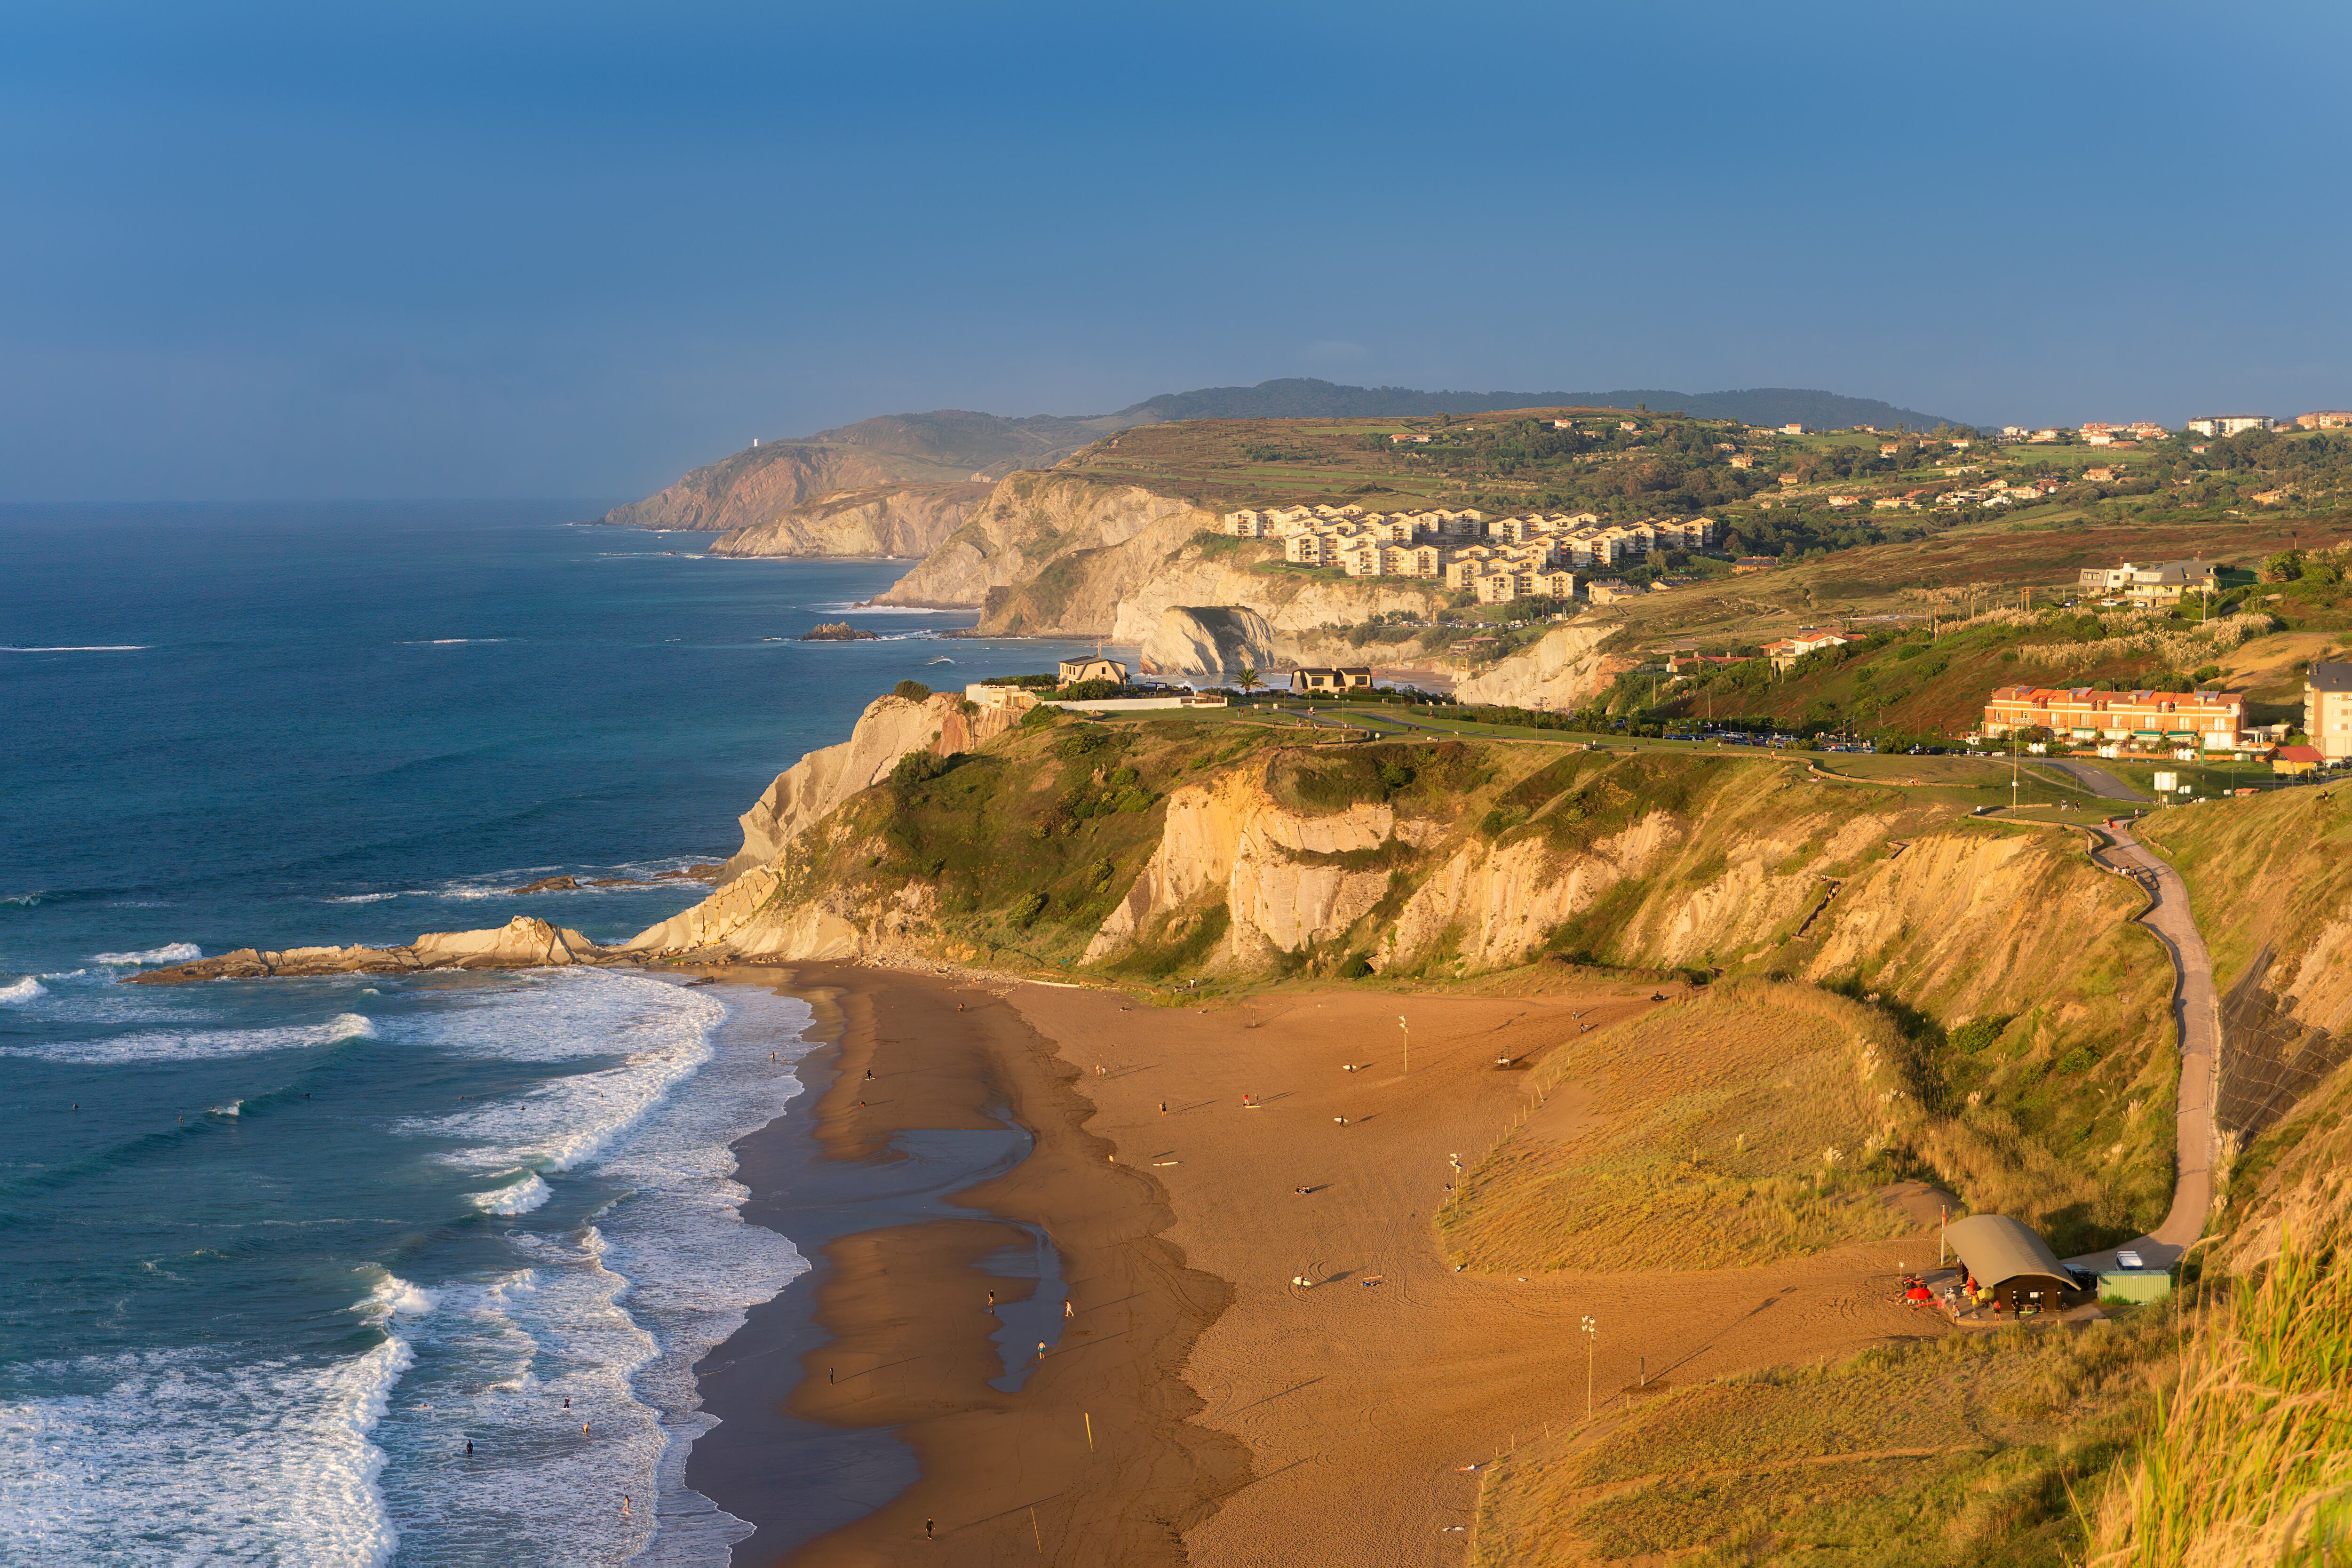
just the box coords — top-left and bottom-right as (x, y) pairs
(1581, 1315), (1597, 1420)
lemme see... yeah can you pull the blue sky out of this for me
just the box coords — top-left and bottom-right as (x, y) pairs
(5, 0), (2350, 500)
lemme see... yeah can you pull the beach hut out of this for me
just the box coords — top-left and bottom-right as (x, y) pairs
(1946, 1214), (2081, 1314)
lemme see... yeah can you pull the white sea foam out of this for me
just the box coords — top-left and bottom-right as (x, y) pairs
(470, 1173), (552, 1215)
(3, 1012), (377, 1064)
(0, 977), (46, 1004)
(370, 1239), (666, 1564)
(360, 1272), (440, 1322)
(393, 973), (723, 1173)
(209, 1100), (242, 1117)
(0, 1337), (411, 1566)
(90, 942), (202, 965)
(376, 975), (811, 1562)
(320, 891), (401, 904)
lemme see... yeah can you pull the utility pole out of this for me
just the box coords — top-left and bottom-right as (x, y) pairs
(1581, 1316), (1597, 1420)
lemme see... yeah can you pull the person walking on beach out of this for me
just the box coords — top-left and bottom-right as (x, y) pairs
(925, 1518), (935, 1540)
(986, 1289), (996, 1313)
(622, 1496), (631, 1519)
(1159, 1100), (1167, 1114)
(1063, 1298), (1073, 1321)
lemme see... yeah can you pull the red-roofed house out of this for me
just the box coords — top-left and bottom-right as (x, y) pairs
(1982, 685), (2246, 750)
(2272, 745), (2324, 776)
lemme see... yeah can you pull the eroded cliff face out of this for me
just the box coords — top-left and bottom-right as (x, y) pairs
(1452, 621), (1626, 711)
(603, 444), (980, 533)
(703, 482), (991, 559)
(1102, 539), (1442, 657)
(872, 473), (1216, 613)
(1137, 606), (1279, 677)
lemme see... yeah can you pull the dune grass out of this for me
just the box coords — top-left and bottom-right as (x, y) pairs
(1472, 1321), (2165, 1567)
(1437, 982), (1925, 1273)
(2084, 1175), (2352, 1566)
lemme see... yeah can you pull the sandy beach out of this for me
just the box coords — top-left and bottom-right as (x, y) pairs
(698, 966), (1954, 1566)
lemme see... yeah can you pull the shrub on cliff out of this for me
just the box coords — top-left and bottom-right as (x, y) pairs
(890, 750), (952, 788)
(892, 679), (932, 702)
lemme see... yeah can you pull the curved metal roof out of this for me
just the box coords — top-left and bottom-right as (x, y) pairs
(1947, 1214), (2071, 1288)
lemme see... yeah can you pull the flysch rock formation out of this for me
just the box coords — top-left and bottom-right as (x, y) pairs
(870, 471), (1448, 668)
(131, 916), (613, 983)
(872, 473), (1215, 612)
(703, 482), (991, 559)
(1451, 621), (1628, 711)
(1138, 606), (1279, 677)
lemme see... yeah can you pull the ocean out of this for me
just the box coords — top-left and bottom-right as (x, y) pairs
(0, 502), (1128, 1565)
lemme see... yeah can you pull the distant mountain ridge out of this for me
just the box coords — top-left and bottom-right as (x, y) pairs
(605, 377), (1967, 533)
(1109, 378), (1968, 432)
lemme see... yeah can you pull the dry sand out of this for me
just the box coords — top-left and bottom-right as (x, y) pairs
(747, 968), (1952, 1566)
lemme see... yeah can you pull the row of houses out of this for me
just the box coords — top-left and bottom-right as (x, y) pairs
(1982, 686), (2247, 749)
(1224, 503), (1490, 540)
(1231, 505), (1716, 602)
(1991, 413), (2350, 442)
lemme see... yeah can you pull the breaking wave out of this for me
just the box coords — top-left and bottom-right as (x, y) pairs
(90, 943), (202, 965)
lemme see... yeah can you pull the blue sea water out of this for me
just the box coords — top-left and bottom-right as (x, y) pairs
(0, 503), (1129, 1565)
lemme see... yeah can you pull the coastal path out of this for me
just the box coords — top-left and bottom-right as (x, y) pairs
(2067, 824), (2219, 1274)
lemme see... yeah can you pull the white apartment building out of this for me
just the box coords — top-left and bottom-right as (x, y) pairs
(2308, 661), (2352, 763)
(2186, 414), (2273, 438)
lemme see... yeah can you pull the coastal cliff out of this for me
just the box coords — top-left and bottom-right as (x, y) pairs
(872, 472), (1215, 614)
(871, 470), (1447, 668)
(704, 482), (990, 559)
(1451, 621), (1626, 710)
(603, 408), (1121, 535)
(603, 444), (974, 533)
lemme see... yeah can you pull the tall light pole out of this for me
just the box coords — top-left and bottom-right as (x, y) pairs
(1581, 1316), (1597, 1420)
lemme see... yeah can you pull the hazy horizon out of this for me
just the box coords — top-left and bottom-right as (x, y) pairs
(7, 0), (2351, 502)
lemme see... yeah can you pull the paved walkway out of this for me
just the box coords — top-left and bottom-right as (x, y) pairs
(2068, 825), (2220, 1272)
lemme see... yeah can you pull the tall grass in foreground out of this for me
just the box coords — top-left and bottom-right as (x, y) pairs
(2086, 1182), (2352, 1566)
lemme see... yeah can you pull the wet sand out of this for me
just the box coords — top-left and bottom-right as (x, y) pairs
(688, 964), (1244, 1566)
(693, 966), (1952, 1567)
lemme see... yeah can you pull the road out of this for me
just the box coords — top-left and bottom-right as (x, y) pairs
(2038, 757), (2152, 802)
(2067, 824), (2219, 1274)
